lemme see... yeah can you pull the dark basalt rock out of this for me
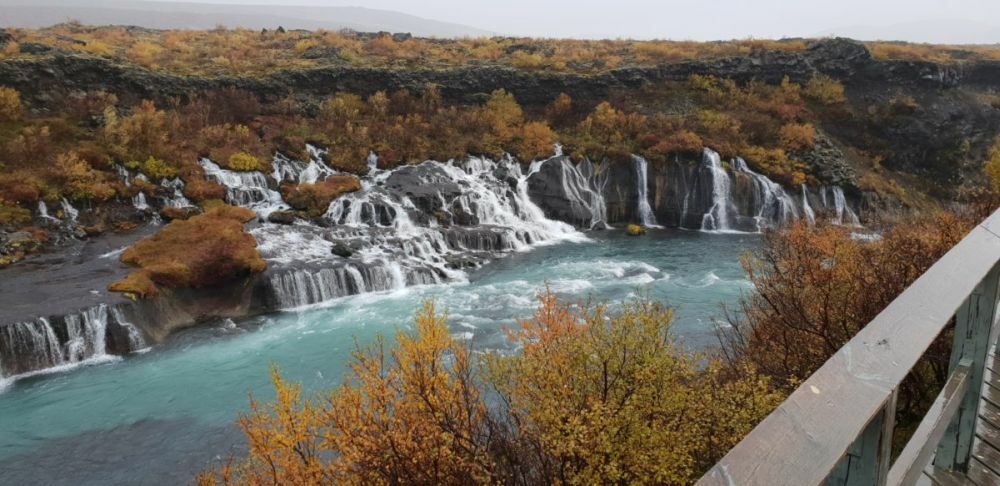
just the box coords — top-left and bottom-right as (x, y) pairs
(526, 156), (596, 228)
(267, 210), (297, 225)
(383, 163), (464, 215)
(793, 132), (857, 186)
(330, 241), (353, 258)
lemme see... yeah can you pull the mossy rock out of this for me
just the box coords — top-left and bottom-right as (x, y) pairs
(626, 224), (646, 236)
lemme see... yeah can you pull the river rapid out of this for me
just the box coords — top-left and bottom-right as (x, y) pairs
(0, 229), (756, 485)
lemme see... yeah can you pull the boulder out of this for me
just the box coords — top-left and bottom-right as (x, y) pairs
(267, 210), (297, 225)
(330, 241), (353, 258)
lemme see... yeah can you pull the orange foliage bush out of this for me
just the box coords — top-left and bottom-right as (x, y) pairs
(720, 214), (974, 423)
(199, 293), (781, 485)
(109, 205), (265, 298)
(778, 123), (816, 151)
(281, 175), (361, 217)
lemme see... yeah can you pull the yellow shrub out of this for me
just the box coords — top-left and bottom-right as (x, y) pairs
(803, 75), (847, 105)
(985, 136), (1000, 193)
(128, 156), (177, 181)
(226, 152), (265, 172)
(0, 86), (23, 122)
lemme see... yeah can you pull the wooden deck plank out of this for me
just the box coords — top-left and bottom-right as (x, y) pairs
(967, 457), (1000, 486)
(981, 379), (1000, 410)
(970, 438), (1000, 479)
(925, 465), (977, 486)
(980, 400), (1000, 431)
(697, 224), (1000, 486)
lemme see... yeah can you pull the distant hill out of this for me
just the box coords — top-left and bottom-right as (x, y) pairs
(0, 0), (495, 37)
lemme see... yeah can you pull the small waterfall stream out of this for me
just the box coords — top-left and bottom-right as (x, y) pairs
(700, 149), (734, 232)
(60, 198), (79, 222)
(801, 184), (816, 226)
(200, 159), (287, 216)
(632, 155), (661, 228)
(731, 157), (799, 231)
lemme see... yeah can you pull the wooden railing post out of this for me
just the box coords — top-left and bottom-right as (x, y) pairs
(934, 263), (1000, 472)
(825, 391), (897, 486)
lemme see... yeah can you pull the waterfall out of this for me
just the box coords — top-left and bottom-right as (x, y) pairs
(817, 186), (861, 226)
(200, 159), (287, 216)
(801, 184), (816, 226)
(700, 149), (734, 232)
(110, 307), (147, 352)
(731, 157), (799, 231)
(830, 186), (861, 226)
(37, 201), (56, 221)
(255, 155), (586, 309)
(577, 157), (611, 229)
(60, 198), (79, 222)
(529, 157), (610, 229)
(271, 146), (337, 185)
(367, 151), (379, 174)
(631, 155), (661, 228)
(0, 304), (146, 380)
(133, 192), (150, 211)
(161, 178), (193, 208)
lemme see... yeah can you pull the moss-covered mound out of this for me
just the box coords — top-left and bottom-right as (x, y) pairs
(109, 205), (265, 298)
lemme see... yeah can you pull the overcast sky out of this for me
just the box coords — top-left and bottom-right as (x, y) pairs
(131, 0), (1000, 42)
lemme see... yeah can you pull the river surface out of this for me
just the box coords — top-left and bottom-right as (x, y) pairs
(0, 229), (758, 485)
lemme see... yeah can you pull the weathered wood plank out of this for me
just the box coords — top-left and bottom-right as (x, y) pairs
(888, 363), (970, 485)
(937, 264), (1000, 471)
(924, 466), (976, 486)
(966, 457), (1000, 486)
(970, 438), (1000, 479)
(697, 216), (1000, 486)
(981, 368), (1000, 396)
(980, 400), (1000, 430)
(977, 421), (1000, 453)
(982, 380), (1000, 411)
(917, 472), (939, 486)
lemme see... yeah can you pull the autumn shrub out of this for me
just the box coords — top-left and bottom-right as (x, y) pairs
(0, 201), (31, 226)
(778, 123), (816, 151)
(513, 121), (557, 161)
(127, 156), (177, 181)
(802, 75), (847, 105)
(200, 293), (782, 485)
(0, 87), (23, 122)
(110, 205), (265, 298)
(225, 152), (266, 172)
(281, 175), (361, 217)
(984, 136), (1000, 193)
(183, 178), (227, 203)
(719, 214), (974, 425)
(53, 151), (117, 202)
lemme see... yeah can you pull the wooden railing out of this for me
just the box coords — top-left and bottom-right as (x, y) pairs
(697, 208), (1000, 486)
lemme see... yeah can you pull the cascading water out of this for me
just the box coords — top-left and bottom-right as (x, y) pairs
(700, 149), (734, 232)
(200, 159), (287, 216)
(730, 157), (799, 231)
(36, 201), (55, 221)
(271, 145), (338, 185)
(252, 154), (586, 309)
(631, 155), (661, 228)
(801, 184), (816, 226)
(60, 198), (79, 222)
(0, 304), (146, 380)
(828, 186), (861, 226)
(160, 178), (193, 208)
